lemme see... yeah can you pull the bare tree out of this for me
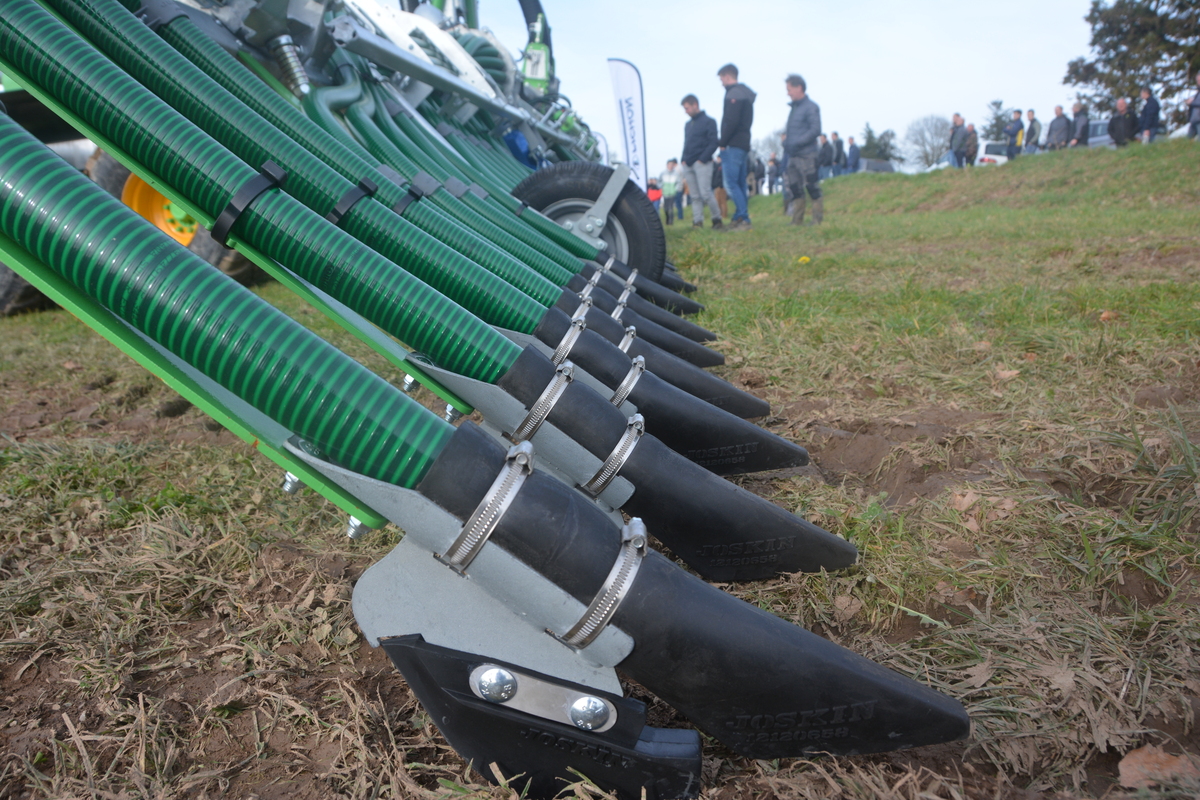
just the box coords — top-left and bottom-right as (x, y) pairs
(903, 115), (952, 168)
(752, 129), (784, 162)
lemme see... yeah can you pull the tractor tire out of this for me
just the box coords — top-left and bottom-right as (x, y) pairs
(512, 161), (666, 282)
(0, 263), (56, 317)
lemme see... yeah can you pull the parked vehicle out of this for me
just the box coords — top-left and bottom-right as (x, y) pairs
(974, 141), (1009, 166)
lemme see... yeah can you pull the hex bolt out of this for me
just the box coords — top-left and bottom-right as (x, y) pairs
(280, 471), (304, 495)
(444, 405), (463, 423)
(569, 696), (610, 730)
(344, 516), (371, 540)
(401, 374), (418, 393)
(475, 667), (517, 702)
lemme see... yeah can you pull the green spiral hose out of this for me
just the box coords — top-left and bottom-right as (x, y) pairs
(0, 113), (451, 488)
(0, 0), (520, 383)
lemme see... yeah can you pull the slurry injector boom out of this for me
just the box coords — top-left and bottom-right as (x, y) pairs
(0, 101), (970, 800)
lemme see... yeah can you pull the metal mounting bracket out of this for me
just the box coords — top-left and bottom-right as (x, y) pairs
(560, 163), (629, 250)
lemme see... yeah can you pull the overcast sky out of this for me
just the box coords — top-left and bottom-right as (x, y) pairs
(480, 0), (1096, 171)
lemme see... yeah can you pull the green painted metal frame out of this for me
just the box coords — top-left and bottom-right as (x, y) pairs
(0, 51), (474, 416)
(0, 230), (390, 529)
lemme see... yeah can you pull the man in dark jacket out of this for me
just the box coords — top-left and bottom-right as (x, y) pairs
(716, 63), (756, 229)
(679, 94), (723, 228)
(1024, 110), (1042, 153)
(1069, 103), (1090, 147)
(831, 132), (847, 176)
(1138, 87), (1160, 142)
(817, 135), (834, 180)
(948, 114), (967, 167)
(1189, 72), (1200, 139)
(783, 73), (823, 225)
(1109, 98), (1138, 146)
(964, 124), (979, 165)
(1002, 110), (1024, 160)
(846, 136), (860, 173)
(1046, 106), (1070, 150)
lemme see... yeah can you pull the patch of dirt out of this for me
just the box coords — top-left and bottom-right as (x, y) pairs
(782, 405), (1001, 504)
(1133, 384), (1189, 409)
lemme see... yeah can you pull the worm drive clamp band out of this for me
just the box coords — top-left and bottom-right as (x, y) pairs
(551, 318), (587, 365)
(609, 356), (645, 408)
(617, 326), (637, 353)
(511, 362), (575, 442)
(557, 519), (648, 649)
(577, 271), (602, 300)
(570, 296), (593, 321)
(437, 441), (535, 573)
(615, 282), (636, 307)
(609, 301), (626, 321)
(581, 415), (645, 497)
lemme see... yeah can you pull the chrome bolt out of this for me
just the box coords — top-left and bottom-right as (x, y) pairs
(564, 221), (574, 230)
(569, 696), (610, 730)
(280, 471), (304, 495)
(475, 667), (517, 702)
(584, 223), (594, 232)
(444, 405), (464, 423)
(401, 374), (418, 393)
(345, 516), (371, 540)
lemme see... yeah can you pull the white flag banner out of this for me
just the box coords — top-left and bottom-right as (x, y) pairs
(607, 58), (647, 190)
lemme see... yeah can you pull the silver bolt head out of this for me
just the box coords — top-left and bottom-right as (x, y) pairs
(280, 472), (304, 494)
(569, 696), (609, 730)
(476, 667), (517, 702)
(345, 516), (370, 540)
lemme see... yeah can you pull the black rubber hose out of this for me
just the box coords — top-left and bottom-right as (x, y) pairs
(565, 274), (717, 343)
(416, 424), (968, 758)
(499, 347), (806, 477)
(583, 261), (705, 316)
(539, 306), (769, 420)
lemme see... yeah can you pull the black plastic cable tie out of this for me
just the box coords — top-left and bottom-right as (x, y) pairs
(136, 0), (188, 31)
(409, 171), (442, 198)
(442, 176), (470, 198)
(515, 200), (529, 217)
(375, 164), (405, 186)
(326, 177), (378, 226)
(391, 187), (422, 217)
(468, 183), (489, 200)
(211, 161), (286, 247)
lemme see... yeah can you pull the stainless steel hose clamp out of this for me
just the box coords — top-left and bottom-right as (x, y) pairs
(556, 518), (647, 649)
(617, 325), (637, 353)
(581, 414), (645, 497)
(437, 441), (535, 573)
(551, 318), (587, 365)
(512, 362), (575, 442)
(570, 295), (593, 321)
(609, 356), (645, 408)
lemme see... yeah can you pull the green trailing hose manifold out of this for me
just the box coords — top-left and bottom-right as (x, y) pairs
(0, 112), (452, 488)
(0, 0), (521, 384)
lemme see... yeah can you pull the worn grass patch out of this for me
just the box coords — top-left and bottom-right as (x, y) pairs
(3, 141), (1199, 799)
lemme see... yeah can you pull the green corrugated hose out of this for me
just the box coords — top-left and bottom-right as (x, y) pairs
(47, 0), (554, 333)
(0, 0), (520, 383)
(0, 112), (451, 488)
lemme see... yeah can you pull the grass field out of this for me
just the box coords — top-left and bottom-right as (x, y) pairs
(2, 141), (1198, 799)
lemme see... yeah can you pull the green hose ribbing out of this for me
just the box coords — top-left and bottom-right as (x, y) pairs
(0, 114), (450, 488)
(0, 0), (520, 382)
(57, 0), (551, 331)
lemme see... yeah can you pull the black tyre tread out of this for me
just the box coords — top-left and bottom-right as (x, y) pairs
(0, 263), (56, 317)
(511, 161), (667, 282)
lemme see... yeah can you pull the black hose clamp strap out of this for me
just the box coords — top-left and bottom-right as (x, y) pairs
(442, 176), (470, 198)
(391, 188), (421, 217)
(468, 183), (489, 200)
(437, 441), (534, 574)
(581, 415), (644, 497)
(136, 0), (187, 31)
(515, 200), (529, 217)
(558, 518), (647, 649)
(211, 160), (286, 246)
(376, 164), (405, 186)
(617, 325), (637, 353)
(609, 356), (645, 407)
(551, 318), (586, 365)
(511, 362), (574, 442)
(326, 177), (378, 226)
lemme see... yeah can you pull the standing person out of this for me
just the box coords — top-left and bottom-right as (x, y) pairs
(753, 156), (766, 194)
(716, 63), (756, 230)
(1069, 103), (1090, 147)
(646, 178), (662, 213)
(831, 132), (847, 176)
(1046, 105), (1070, 150)
(679, 94), (723, 229)
(1003, 110), (1024, 160)
(948, 114), (967, 167)
(817, 134), (833, 180)
(660, 158), (683, 225)
(1138, 87), (1160, 142)
(767, 155), (780, 194)
(846, 136), (860, 174)
(1024, 110), (1042, 153)
(1186, 72), (1200, 139)
(1109, 98), (1138, 146)
(964, 124), (979, 166)
(783, 73), (824, 225)
(711, 155), (729, 221)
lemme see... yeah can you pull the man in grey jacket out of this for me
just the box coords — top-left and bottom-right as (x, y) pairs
(680, 94), (723, 229)
(1069, 103), (1090, 147)
(783, 73), (823, 225)
(1045, 106), (1070, 150)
